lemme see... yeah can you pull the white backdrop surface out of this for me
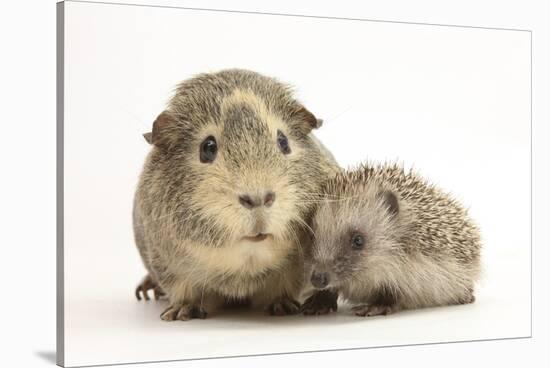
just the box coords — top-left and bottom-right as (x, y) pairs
(60, 2), (530, 366)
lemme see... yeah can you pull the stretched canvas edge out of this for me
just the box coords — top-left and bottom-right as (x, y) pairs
(57, 1), (65, 367)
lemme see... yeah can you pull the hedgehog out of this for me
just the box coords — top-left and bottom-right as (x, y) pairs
(301, 163), (482, 317)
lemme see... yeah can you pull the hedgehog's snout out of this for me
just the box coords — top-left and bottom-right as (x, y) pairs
(311, 270), (330, 289)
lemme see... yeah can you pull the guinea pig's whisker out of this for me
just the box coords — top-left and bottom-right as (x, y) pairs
(137, 209), (194, 234)
(292, 216), (316, 240)
(141, 208), (224, 241)
(285, 225), (308, 282)
(199, 251), (215, 309)
(323, 103), (358, 124)
(298, 193), (365, 203)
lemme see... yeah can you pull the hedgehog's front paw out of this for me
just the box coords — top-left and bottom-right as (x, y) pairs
(160, 303), (208, 321)
(302, 290), (338, 316)
(266, 297), (301, 316)
(352, 304), (395, 317)
(135, 274), (166, 301)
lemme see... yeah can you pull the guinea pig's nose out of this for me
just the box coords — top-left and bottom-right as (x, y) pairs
(239, 194), (261, 209)
(311, 271), (330, 289)
(239, 192), (276, 209)
(263, 191), (276, 207)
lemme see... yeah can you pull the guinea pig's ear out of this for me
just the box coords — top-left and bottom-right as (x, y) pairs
(378, 190), (399, 217)
(150, 110), (178, 148)
(142, 132), (153, 144)
(292, 105), (323, 134)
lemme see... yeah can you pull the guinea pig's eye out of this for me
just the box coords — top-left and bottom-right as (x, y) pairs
(200, 135), (218, 163)
(277, 130), (291, 155)
(351, 234), (365, 250)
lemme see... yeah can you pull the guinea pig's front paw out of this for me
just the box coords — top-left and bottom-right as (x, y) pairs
(266, 297), (301, 316)
(135, 274), (165, 301)
(302, 290), (338, 316)
(351, 304), (395, 317)
(160, 303), (208, 321)
(458, 288), (476, 304)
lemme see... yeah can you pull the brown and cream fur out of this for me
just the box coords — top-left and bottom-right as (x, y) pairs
(302, 163), (481, 316)
(133, 69), (340, 320)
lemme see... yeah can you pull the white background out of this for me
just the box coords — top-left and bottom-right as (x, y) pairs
(62, 2), (530, 366)
(1, 0), (549, 368)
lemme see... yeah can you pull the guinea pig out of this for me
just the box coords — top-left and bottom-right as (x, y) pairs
(133, 69), (340, 321)
(301, 163), (481, 317)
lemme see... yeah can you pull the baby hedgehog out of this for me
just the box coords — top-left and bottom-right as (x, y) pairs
(302, 163), (482, 317)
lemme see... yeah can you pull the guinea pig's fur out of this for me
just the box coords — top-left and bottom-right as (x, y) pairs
(302, 163), (481, 317)
(133, 69), (340, 320)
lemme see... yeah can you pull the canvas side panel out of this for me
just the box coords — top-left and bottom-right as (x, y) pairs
(56, 2), (65, 367)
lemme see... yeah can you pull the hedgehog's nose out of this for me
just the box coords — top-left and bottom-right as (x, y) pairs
(239, 191), (276, 209)
(311, 271), (330, 289)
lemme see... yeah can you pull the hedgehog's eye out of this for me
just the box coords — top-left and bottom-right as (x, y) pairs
(200, 135), (217, 163)
(277, 130), (291, 155)
(351, 234), (364, 250)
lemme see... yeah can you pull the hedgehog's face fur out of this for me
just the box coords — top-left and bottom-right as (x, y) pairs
(309, 180), (405, 290)
(145, 70), (333, 249)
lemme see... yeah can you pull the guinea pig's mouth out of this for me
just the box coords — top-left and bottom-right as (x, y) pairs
(242, 233), (272, 242)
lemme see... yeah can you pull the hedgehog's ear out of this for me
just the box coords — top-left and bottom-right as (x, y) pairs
(292, 105), (323, 134)
(378, 190), (399, 217)
(150, 110), (178, 148)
